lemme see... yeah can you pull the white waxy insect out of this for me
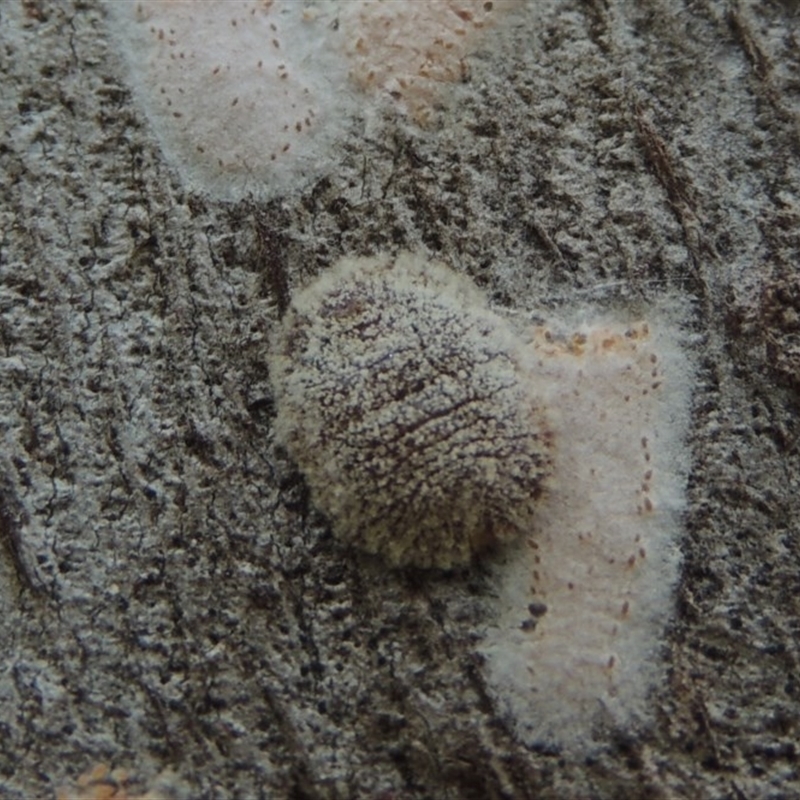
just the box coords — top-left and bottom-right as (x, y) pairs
(267, 252), (553, 569)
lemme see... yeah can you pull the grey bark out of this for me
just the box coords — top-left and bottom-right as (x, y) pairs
(1, 1), (800, 798)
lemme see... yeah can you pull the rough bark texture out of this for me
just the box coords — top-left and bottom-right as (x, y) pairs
(2, 1), (800, 798)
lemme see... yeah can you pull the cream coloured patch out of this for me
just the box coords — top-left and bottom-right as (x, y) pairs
(105, 1), (521, 198)
(107, 1), (353, 198)
(338, 0), (522, 125)
(479, 312), (693, 749)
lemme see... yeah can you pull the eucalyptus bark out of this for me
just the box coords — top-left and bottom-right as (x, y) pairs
(2, 2), (799, 798)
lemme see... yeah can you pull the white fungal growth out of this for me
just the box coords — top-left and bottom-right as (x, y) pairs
(269, 251), (694, 748)
(107, 1), (354, 197)
(479, 312), (693, 749)
(105, 0), (521, 197)
(267, 252), (553, 569)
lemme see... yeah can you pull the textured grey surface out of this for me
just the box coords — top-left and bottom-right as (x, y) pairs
(1, 1), (800, 798)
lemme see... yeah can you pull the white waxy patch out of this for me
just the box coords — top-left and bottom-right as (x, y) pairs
(106, 1), (354, 198)
(105, 1), (521, 197)
(337, 0), (522, 125)
(479, 312), (693, 750)
(267, 252), (553, 570)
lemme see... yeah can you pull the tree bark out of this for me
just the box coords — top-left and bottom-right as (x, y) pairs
(2, 1), (800, 798)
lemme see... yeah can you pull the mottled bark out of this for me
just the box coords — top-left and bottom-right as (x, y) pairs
(1, 1), (800, 798)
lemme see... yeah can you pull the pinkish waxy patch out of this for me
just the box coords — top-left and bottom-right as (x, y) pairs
(106, 0), (520, 198)
(480, 309), (693, 750)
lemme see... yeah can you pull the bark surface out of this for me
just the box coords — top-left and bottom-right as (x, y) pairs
(2, 1), (800, 798)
